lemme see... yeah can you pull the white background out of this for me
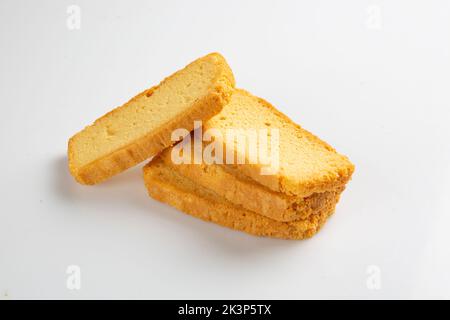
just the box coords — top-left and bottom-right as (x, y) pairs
(1, 0), (449, 299)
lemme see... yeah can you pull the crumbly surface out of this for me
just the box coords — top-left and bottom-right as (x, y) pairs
(158, 150), (343, 222)
(201, 89), (354, 197)
(143, 161), (342, 240)
(68, 53), (235, 185)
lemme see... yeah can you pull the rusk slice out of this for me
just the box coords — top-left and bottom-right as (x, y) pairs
(158, 147), (342, 222)
(143, 158), (341, 240)
(201, 89), (354, 197)
(68, 53), (235, 185)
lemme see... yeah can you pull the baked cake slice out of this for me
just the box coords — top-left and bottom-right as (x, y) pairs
(68, 53), (235, 184)
(144, 158), (342, 240)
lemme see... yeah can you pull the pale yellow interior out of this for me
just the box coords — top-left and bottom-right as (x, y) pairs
(204, 90), (353, 185)
(71, 56), (219, 168)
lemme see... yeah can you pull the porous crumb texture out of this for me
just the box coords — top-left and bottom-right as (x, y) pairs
(68, 52), (235, 185)
(143, 160), (341, 240)
(158, 148), (344, 222)
(202, 89), (355, 196)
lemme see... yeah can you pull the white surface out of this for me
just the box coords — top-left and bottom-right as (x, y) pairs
(1, 0), (449, 299)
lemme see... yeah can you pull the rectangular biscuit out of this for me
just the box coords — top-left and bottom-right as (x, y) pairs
(143, 158), (342, 240)
(68, 53), (235, 185)
(158, 146), (343, 222)
(198, 89), (354, 197)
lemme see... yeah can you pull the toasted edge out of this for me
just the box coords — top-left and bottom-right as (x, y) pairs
(143, 160), (341, 240)
(68, 53), (235, 185)
(207, 89), (355, 197)
(158, 147), (344, 222)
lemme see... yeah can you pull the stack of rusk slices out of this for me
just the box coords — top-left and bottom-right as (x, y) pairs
(68, 53), (354, 240)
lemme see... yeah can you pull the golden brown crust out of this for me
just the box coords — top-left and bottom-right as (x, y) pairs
(157, 148), (343, 222)
(68, 53), (235, 185)
(223, 89), (355, 197)
(143, 161), (341, 240)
